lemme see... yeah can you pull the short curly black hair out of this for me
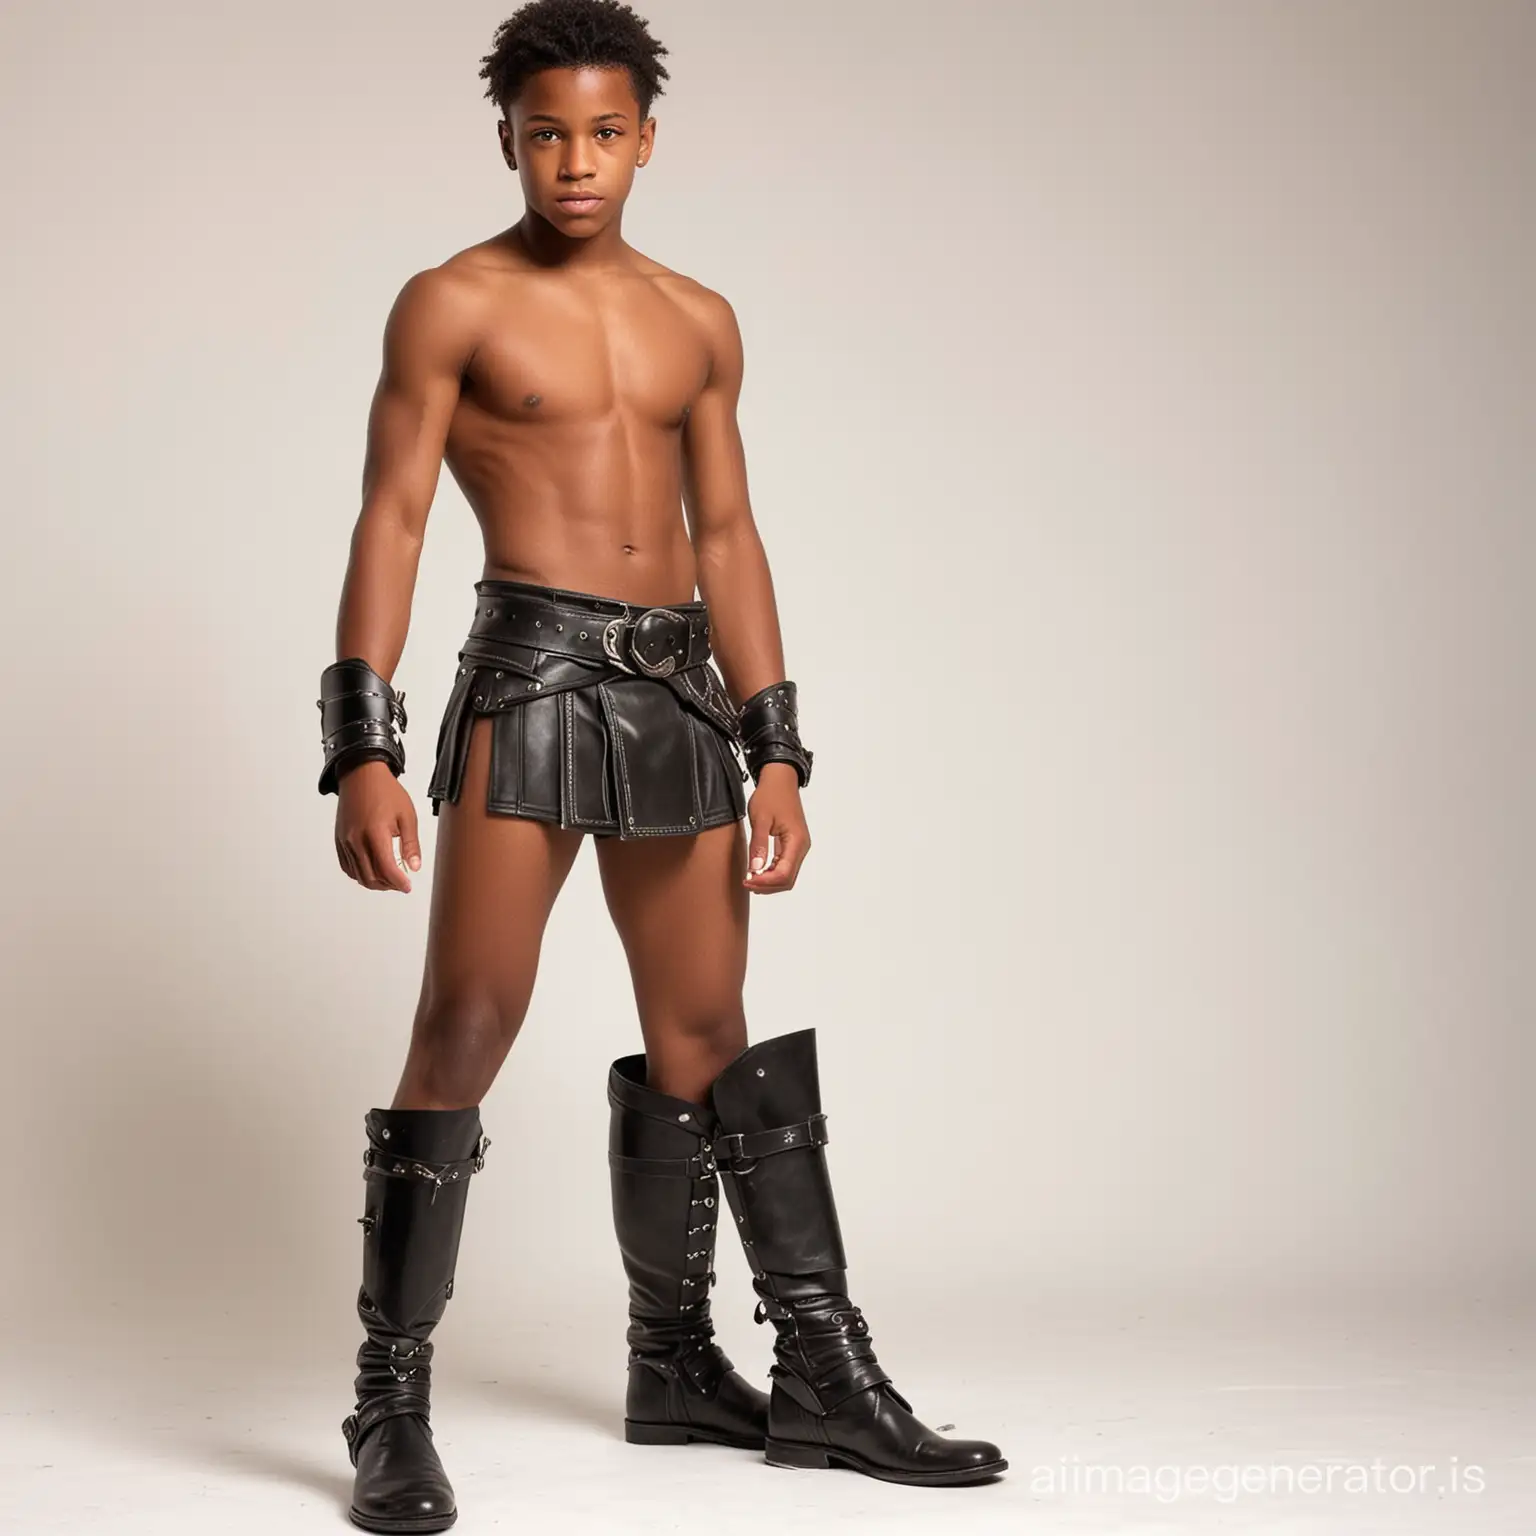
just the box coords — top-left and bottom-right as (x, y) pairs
(478, 0), (671, 120)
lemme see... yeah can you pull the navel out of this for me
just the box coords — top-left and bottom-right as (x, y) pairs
(523, 393), (542, 409)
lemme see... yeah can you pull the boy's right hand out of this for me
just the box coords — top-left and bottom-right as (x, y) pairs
(334, 760), (422, 892)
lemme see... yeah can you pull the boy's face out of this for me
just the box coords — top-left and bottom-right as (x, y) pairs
(499, 66), (654, 234)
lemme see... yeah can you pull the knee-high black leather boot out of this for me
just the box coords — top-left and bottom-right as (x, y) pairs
(708, 1030), (1007, 1486)
(341, 1106), (491, 1533)
(607, 1053), (769, 1448)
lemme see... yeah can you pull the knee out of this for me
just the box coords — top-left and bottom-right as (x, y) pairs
(647, 1009), (747, 1094)
(681, 1002), (748, 1053)
(399, 994), (521, 1107)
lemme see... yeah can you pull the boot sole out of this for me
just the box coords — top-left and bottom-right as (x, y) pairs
(348, 1507), (457, 1533)
(765, 1437), (1008, 1486)
(625, 1419), (766, 1450)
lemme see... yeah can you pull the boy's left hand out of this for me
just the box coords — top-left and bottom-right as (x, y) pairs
(743, 762), (810, 892)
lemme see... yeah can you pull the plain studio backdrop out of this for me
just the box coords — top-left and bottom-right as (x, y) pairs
(1, 1), (1531, 1532)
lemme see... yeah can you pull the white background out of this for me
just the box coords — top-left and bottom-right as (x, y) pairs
(2, 2), (1532, 1531)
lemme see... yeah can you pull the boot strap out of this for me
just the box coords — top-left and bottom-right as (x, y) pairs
(340, 1392), (431, 1466)
(715, 1113), (827, 1168)
(679, 1339), (734, 1393)
(754, 1294), (894, 1411)
(629, 1338), (735, 1395)
(769, 1356), (894, 1414)
(607, 1146), (720, 1178)
(363, 1132), (491, 1189)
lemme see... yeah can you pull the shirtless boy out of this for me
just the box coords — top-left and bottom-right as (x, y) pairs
(316, 3), (1005, 1528)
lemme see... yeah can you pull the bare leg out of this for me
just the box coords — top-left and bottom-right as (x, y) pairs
(391, 714), (585, 1109)
(594, 818), (751, 1102)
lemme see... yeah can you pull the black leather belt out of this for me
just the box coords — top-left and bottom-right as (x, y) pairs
(467, 579), (714, 679)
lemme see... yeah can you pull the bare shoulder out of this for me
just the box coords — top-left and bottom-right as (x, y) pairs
(435, 230), (527, 289)
(653, 265), (738, 331)
(644, 261), (743, 370)
(383, 231), (540, 353)
(380, 254), (495, 370)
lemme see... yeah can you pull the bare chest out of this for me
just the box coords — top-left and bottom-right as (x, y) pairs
(462, 276), (709, 431)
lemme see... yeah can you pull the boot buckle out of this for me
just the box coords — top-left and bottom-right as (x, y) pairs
(714, 1131), (755, 1173)
(715, 1113), (828, 1173)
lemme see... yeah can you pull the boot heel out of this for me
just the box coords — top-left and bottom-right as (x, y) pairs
(625, 1419), (695, 1445)
(765, 1437), (832, 1470)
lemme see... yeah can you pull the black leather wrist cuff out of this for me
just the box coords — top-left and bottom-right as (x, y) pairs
(738, 679), (813, 788)
(317, 657), (407, 796)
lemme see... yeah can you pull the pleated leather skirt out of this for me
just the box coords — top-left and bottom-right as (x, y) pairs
(425, 579), (749, 839)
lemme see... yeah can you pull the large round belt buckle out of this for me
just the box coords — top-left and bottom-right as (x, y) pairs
(628, 607), (686, 678)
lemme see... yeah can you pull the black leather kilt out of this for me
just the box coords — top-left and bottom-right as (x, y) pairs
(425, 579), (749, 839)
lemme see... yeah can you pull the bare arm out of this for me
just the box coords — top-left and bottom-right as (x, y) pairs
(326, 267), (478, 894)
(334, 267), (480, 674)
(682, 288), (808, 891)
(681, 290), (792, 710)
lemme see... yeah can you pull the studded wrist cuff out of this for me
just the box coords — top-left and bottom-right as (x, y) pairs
(317, 657), (407, 796)
(738, 679), (813, 789)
